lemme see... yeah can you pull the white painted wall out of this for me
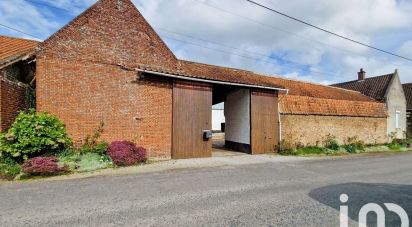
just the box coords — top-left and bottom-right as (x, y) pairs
(224, 89), (250, 144)
(212, 109), (225, 131)
(385, 72), (407, 140)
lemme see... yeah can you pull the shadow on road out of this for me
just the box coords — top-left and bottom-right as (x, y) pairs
(309, 183), (412, 226)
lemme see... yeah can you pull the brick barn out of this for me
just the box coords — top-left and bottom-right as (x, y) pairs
(1, 0), (388, 159)
(0, 36), (37, 131)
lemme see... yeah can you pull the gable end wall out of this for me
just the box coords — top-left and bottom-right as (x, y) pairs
(384, 73), (407, 139)
(36, 0), (176, 159)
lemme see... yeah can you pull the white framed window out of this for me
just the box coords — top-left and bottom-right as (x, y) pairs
(395, 111), (401, 129)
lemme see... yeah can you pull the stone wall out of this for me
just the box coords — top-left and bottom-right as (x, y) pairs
(281, 114), (387, 147)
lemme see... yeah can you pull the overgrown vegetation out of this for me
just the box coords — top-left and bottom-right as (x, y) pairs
(324, 134), (339, 151)
(0, 157), (21, 180)
(0, 109), (72, 161)
(57, 121), (112, 172)
(280, 135), (412, 156)
(0, 113), (148, 181)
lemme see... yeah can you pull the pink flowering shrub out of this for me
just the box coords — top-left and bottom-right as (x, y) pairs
(22, 156), (68, 176)
(107, 141), (147, 166)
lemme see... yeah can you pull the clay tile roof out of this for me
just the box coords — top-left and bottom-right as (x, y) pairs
(403, 83), (412, 110)
(331, 73), (394, 101)
(0, 35), (38, 66)
(179, 60), (285, 89)
(138, 61), (285, 89)
(280, 95), (387, 118)
(174, 60), (386, 118)
(267, 76), (374, 102)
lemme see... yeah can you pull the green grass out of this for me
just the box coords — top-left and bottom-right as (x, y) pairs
(76, 153), (113, 172)
(280, 146), (346, 156)
(0, 163), (21, 180)
(58, 150), (113, 173)
(280, 143), (412, 157)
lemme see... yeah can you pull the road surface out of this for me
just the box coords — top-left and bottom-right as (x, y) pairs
(1, 153), (412, 226)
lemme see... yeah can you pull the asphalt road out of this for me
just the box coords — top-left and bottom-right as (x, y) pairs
(1, 153), (412, 227)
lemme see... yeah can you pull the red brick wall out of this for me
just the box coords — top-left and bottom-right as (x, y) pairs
(36, 0), (178, 159)
(39, 0), (178, 70)
(37, 59), (173, 158)
(0, 77), (27, 131)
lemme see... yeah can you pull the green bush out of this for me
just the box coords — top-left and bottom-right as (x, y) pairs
(324, 134), (339, 150)
(388, 143), (402, 151)
(342, 136), (365, 153)
(342, 144), (357, 153)
(0, 157), (21, 180)
(77, 121), (108, 155)
(0, 110), (72, 161)
(78, 142), (109, 155)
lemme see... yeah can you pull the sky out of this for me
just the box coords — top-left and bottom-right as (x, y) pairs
(1, 0), (412, 84)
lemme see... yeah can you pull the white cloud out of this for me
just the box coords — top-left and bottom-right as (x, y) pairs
(0, 0), (60, 40)
(135, 0), (412, 83)
(1, 0), (411, 84)
(398, 40), (412, 58)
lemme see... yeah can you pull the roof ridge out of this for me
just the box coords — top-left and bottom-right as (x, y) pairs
(180, 60), (255, 73)
(180, 59), (368, 96)
(250, 71), (368, 95)
(332, 73), (395, 86)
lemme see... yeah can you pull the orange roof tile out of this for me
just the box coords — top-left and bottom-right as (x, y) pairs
(177, 60), (387, 118)
(0, 35), (38, 66)
(280, 95), (387, 118)
(179, 60), (285, 89)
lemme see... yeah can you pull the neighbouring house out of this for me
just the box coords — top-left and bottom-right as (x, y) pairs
(403, 83), (412, 136)
(0, 0), (388, 159)
(333, 69), (407, 140)
(0, 36), (37, 131)
(212, 104), (225, 132)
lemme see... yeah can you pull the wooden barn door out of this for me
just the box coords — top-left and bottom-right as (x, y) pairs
(250, 90), (279, 154)
(172, 80), (212, 159)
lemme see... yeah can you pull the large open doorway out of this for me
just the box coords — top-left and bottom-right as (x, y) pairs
(171, 80), (280, 159)
(212, 85), (251, 154)
(212, 85), (280, 155)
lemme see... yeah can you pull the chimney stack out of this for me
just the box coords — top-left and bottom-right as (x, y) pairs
(358, 68), (366, 81)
